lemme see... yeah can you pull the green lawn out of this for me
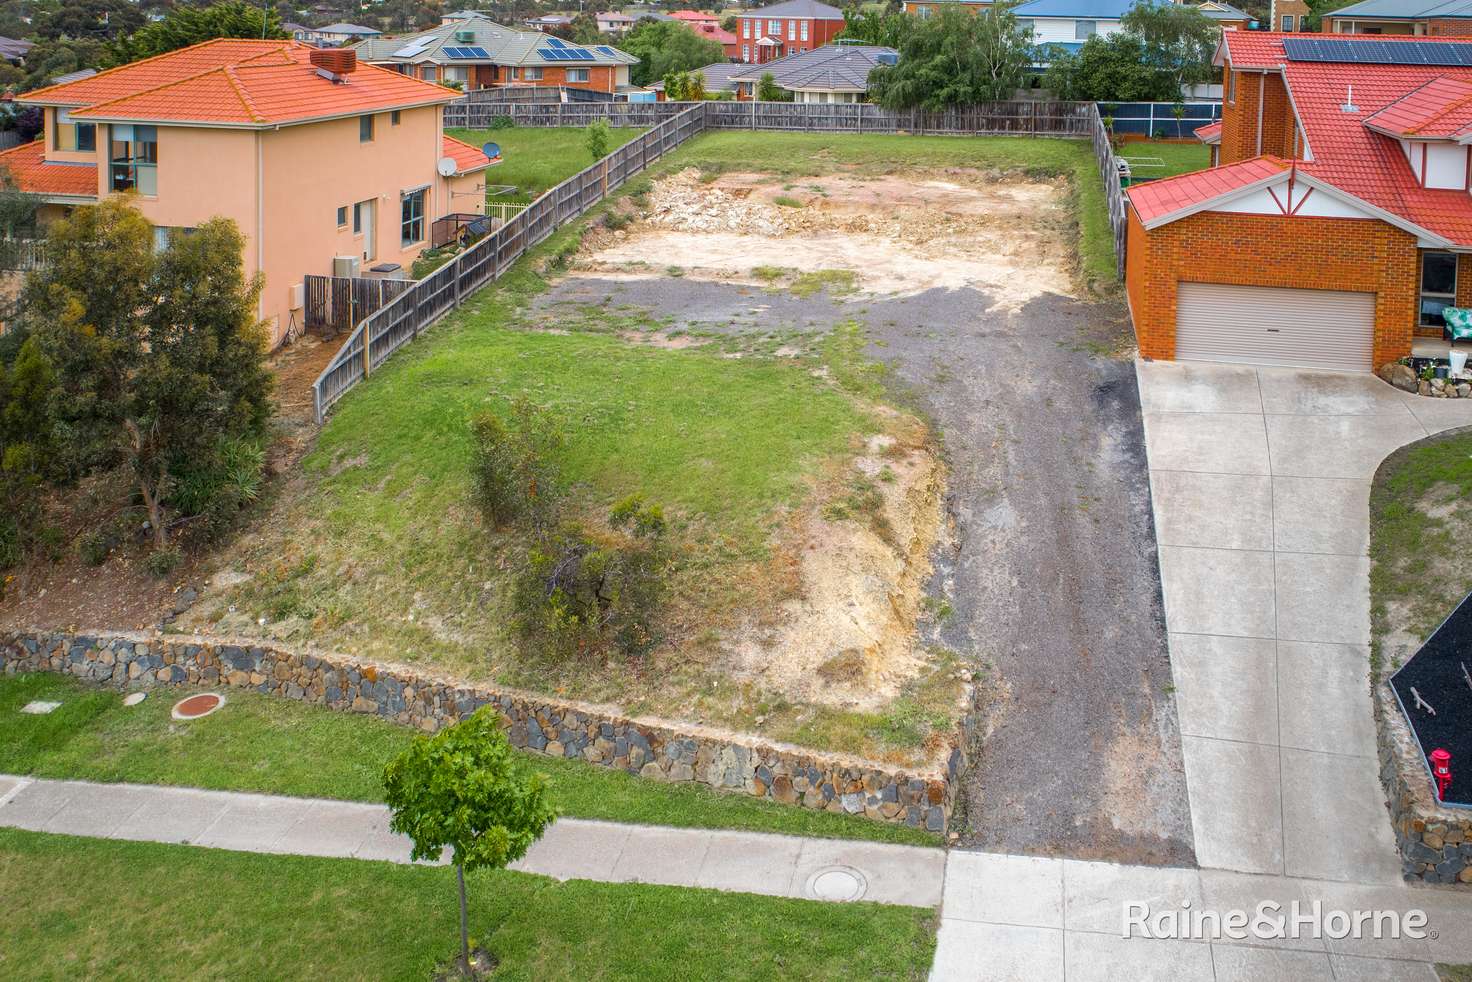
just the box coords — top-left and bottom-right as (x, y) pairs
(0, 672), (940, 847)
(1369, 429), (1472, 675)
(1117, 140), (1211, 179)
(452, 125), (645, 198)
(0, 828), (937, 980)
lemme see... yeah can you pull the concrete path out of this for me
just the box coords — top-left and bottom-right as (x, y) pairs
(1136, 362), (1472, 882)
(0, 774), (944, 909)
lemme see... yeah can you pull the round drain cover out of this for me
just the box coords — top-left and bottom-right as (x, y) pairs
(172, 693), (225, 720)
(122, 692), (147, 707)
(804, 866), (868, 902)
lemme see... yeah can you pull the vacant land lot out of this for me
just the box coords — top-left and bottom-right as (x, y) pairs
(0, 828), (936, 980)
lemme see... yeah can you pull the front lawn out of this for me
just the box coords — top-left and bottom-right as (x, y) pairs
(0, 673), (940, 847)
(1369, 428), (1472, 673)
(0, 828), (937, 980)
(1116, 140), (1211, 179)
(452, 124), (645, 198)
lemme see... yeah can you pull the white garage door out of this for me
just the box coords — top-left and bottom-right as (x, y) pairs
(1175, 282), (1376, 372)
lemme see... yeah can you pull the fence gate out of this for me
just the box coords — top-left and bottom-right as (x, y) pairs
(304, 274), (412, 334)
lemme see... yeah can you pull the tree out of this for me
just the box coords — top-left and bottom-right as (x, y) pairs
(620, 20), (724, 87)
(1043, 34), (1179, 103)
(1305, 0), (1355, 31)
(756, 71), (787, 102)
(867, 5), (1033, 111)
(24, 199), (273, 550)
(101, 1), (288, 69)
(1119, 0), (1218, 96)
(663, 69), (707, 102)
(0, 335), (57, 569)
(34, 0), (144, 41)
(838, 8), (910, 48)
(584, 117), (610, 161)
(19, 38), (106, 92)
(383, 707), (557, 975)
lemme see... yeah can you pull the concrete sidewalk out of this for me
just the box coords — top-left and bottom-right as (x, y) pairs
(0, 774), (944, 908)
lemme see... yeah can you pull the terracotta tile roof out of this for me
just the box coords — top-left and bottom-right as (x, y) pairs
(20, 38), (455, 127)
(1126, 156), (1290, 225)
(1362, 76), (1472, 138)
(1194, 121), (1223, 142)
(1219, 29), (1442, 69)
(442, 134), (499, 174)
(0, 139), (96, 198)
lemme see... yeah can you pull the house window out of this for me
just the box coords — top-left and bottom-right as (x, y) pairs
(743, 19), (750, 37)
(917, 4), (931, 17)
(53, 110), (96, 152)
(801, 21), (809, 40)
(390, 110), (401, 126)
(524, 67), (543, 80)
(788, 21), (796, 40)
(1281, 15), (1295, 31)
(401, 187), (426, 246)
(1227, 68), (1236, 103)
(768, 19), (780, 33)
(1075, 19), (1097, 39)
(353, 201), (368, 235)
(422, 65), (437, 82)
(444, 66), (469, 83)
(566, 68), (589, 83)
(109, 124), (158, 195)
(152, 225), (194, 252)
(1421, 251), (1458, 328)
(336, 206), (348, 227)
(742, 44), (750, 60)
(359, 114), (374, 142)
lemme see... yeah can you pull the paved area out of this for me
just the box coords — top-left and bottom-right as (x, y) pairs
(0, 775), (944, 908)
(537, 277), (1195, 865)
(1137, 362), (1472, 883)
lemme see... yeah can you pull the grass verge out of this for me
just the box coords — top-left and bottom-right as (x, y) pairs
(0, 827), (937, 980)
(0, 672), (940, 847)
(449, 125), (644, 199)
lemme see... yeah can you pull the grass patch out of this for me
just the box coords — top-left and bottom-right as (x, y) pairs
(773, 195), (804, 208)
(0, 827), (937, 980)
(1116, 140), (1211, 179)
(1369, 428), (1472, 676)
(0, 672), (940, 847)
(448, 125), (644, 199)
(790, 269), (857, 299)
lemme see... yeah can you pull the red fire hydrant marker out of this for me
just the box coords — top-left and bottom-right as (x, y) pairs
(1430, 748), (1453, 802)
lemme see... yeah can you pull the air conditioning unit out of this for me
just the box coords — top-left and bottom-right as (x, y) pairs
(333, 255), (360, 278)
(455, 29), (475, 42)
(288, 282), (305, 310)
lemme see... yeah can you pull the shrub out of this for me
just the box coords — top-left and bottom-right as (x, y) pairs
(585, 118), (611, 162)
(469, 397), (565, 531)
(167, 435), (265, 540)
(602, 210), (633, 232)
(79, 523), (122, 566)
(145, 547), (180, 577)
(513, 495), (669, 661)
(488, 115), (515, 130)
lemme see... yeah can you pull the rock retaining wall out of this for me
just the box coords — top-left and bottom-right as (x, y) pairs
(1374, 680), (1472, 885)
(1, 632), (956, 832)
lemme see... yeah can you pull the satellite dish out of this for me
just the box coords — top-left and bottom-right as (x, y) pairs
(436, 156), (458, 177)
(481, 141), (500, 160)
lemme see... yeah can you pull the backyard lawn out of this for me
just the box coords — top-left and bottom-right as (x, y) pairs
(451, 124), (645, 199)
(0, 673), (939, 847)
(0, 828), (937, 980)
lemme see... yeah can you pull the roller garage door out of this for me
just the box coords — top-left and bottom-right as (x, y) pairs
(1175, 282), (1376, 372)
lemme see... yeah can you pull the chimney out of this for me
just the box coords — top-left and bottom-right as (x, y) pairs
(311, 47), (357, 82)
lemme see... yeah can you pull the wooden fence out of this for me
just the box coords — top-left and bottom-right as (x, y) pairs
(303, 274), (413, 334)
(1087, 103), (1129, 280)
(312, 104), (709, 422)
(444, 98), (1097, 136)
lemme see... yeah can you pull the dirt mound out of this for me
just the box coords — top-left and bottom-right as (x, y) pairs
(645, 170), (788, 236)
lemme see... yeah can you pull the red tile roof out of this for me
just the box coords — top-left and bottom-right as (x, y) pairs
(21, 38), (456, 127)
(442, 134), (499, 175)
(1362, 76), (1472, 138)
(1219, 30), (1440, 70)
(1127, 156), (1290, 225)
(0, 139), (96, 198)
(1194, 121), (1222, 142)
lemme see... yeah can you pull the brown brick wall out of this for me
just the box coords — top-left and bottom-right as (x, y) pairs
(1429, 19), (1472, 36)
(1125, 209), (1419, 368)
(1220, 70), (1301, 165)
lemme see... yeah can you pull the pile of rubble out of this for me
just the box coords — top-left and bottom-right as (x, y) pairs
(643, 169), (789, 236)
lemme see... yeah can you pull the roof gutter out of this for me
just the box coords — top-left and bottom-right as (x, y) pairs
(67, 96), (456, 129)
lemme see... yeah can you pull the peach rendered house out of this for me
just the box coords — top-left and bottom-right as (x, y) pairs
(1, 39), (499, 346)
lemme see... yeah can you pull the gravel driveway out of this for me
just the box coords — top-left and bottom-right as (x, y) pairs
(535, 276), (1194, 865)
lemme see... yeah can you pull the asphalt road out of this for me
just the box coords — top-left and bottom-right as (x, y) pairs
(535, 277), (1196, 866)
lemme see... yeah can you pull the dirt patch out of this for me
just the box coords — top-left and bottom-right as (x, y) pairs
(584, 169), (1074, 310)
(727, 428), (947, 711)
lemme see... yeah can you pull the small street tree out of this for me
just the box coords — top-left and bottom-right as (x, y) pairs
(867, 5), (1033, 111)
(584, 117), (610, 162)
(383, 707), (557, 975)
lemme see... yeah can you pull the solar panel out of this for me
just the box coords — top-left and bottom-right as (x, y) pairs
(596, 46), (616, 57)
(546, 36), (567, 48)
(537, 49), (557, 61)
(570, 48), (593, 61)
(1282, 36), (1472, 67)
(443, 45), (489, 59)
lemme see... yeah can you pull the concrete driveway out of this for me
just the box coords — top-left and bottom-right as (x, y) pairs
(1137, 361), (1472, 882)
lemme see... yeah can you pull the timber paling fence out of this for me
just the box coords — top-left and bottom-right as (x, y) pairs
(303, 273), (412, 334)
(314, 100), (1123, 421)
(443, 97), (1097, 136)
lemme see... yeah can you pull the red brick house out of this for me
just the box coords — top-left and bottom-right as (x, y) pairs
(736, 0), (847, 65)
(1325, 0), (1472, 37)
(1123, 32), (1472, 371)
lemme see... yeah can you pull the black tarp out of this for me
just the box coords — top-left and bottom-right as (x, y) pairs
(1390, 591), (1472, 808)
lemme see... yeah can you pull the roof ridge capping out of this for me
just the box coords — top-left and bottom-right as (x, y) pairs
(20, 36), (298, 102)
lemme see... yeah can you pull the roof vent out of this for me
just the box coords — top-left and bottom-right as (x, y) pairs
(1341, 84), (1358, 113)
(310, 47), (357, 82)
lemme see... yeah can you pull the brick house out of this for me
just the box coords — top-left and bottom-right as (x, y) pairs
(1123, 32), (1472, 371)
(354, 14), (637, 96)
(1325, 0), (1472, 36)
(736, 0), (847, 65)
(1270, 0), (1312, 32)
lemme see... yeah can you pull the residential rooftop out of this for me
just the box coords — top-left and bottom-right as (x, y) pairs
(354, 14), (636, 68)
(731, 44), (897, 91)
(737, 0), (847, 20)
(1323, 0), (1472, 19)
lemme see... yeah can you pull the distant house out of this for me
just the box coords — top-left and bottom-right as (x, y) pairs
(1191, 1), (1253, 29)
(1011, 0), (1133, 63)
(730, 43), (897, 102)
(1323, 0), (1472, 34)
(903, 0), (995, 16)
(597, 12), (637, 34)
(669, 10), (722, 29)
(736, 0), (847, 64)
(304, 23), (383, 46)
(355, 14), (638, 95)
(283, 22), (312, 42)
(524, 14), (576, 33)
(1269, 0), (1312, 32)
(650, 61), (746, 99)
(0, 36), (33, 65)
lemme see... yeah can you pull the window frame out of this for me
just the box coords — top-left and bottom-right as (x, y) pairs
(359, 114), (374, 143)
(801, 21), (809, 40)
(523, 66), (543, 81)
(109, 123), (158, 195)
(401, 187), (426, 247)
(336, 205), (348, 227)
(1075, 19), (1097, 40)
(1420, 251), (1458, 328)
(1281, 14), (1295, 31)
(565, 67), (589, 83)
(390, 110), (401, 125)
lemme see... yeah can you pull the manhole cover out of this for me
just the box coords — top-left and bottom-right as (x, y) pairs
(804, 865), (868, 902)
(172, 693), (225, 720)
(122, 692), (147, 707)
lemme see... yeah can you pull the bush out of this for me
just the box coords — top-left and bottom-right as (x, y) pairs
(79, 525), (119, 567)
(488, 115), (515, 130)
(469, 397), (565, 531)
(167, 435), (265, 540)
(602, 210), (633, 232)
(513, 495), (669, 661)
(585, 118), (610, 162)
(145, 547), (180, 577)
